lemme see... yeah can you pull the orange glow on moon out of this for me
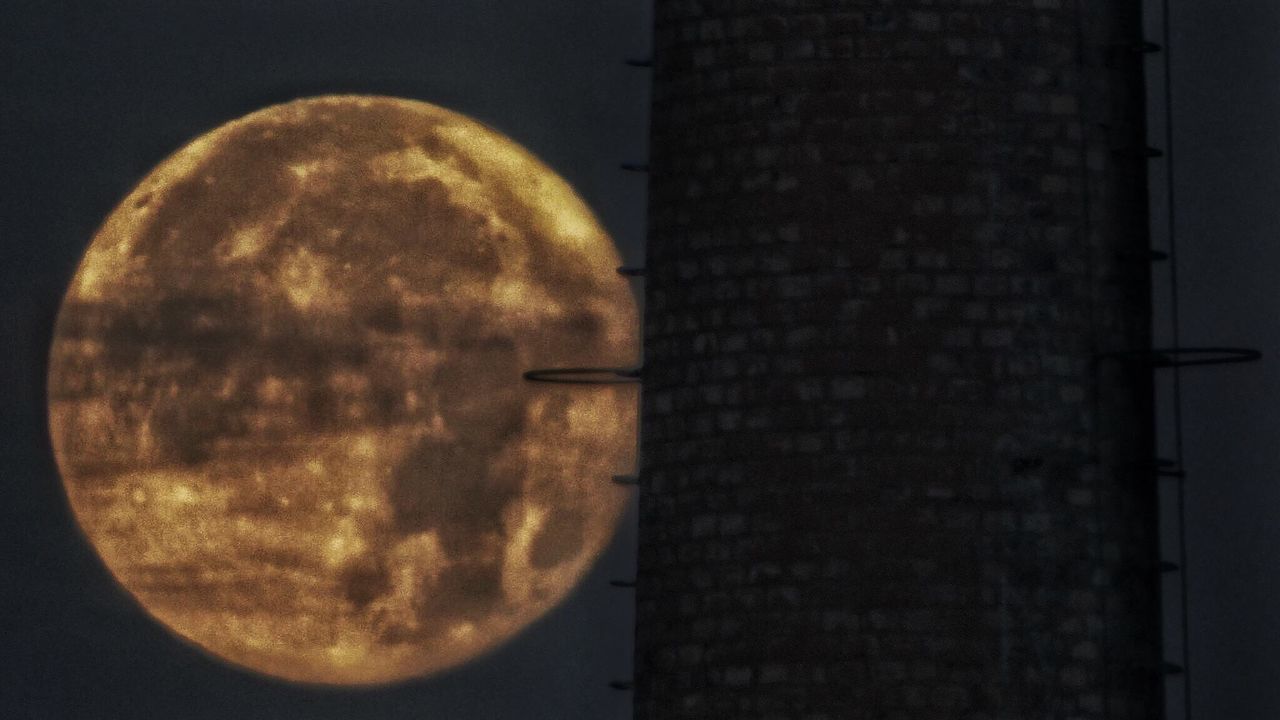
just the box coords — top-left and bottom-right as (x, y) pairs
(46, 96), (637, 685)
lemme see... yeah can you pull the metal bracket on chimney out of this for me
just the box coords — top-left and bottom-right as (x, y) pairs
(1111, 146), (1165, 159)
(1094, 347), (1262, 369)
(1109, 40), (1163, 54)
(522, 367), (641, 384)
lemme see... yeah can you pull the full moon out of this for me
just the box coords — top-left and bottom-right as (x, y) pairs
(46, 96), (637, 684)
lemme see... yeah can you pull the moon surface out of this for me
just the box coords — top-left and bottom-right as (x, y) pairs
(46, 96), (637, 685)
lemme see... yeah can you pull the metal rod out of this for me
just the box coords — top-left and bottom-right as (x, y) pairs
(1109, 40), (1164, 53)
(1117, 249), (1170, 262)
(1110, 146), (1165, 158)
(1161, 0), (1192, 713)
(1093, 346), (1262, 368)
(522, 367), (642, 384)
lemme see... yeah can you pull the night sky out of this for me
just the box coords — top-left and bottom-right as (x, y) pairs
(2, 1), (1277, 718)
(1148, 2), (1280, 718)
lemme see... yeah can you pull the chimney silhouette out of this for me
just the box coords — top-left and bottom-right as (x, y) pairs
(634, 2), (1162, 718)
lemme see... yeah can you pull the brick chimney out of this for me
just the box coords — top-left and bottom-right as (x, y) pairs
(634, 2), (1161, 718)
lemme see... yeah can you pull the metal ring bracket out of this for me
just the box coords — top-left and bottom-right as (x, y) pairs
(522, 367), (642, 384)
(1095, 346), (1262, 368)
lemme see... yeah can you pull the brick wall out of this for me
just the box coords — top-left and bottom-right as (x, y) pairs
(635, 1), (1161, 718)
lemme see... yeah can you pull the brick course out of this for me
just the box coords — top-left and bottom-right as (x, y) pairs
(635, 1), (1161, 718)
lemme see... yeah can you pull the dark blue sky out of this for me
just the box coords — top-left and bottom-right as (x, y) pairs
(1148, 2), (1280, 718)
(1, 1), (649, 718)
(2, 1), (1278, 719)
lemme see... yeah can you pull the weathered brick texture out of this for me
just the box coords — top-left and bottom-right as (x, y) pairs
(635, 1), (1160, 718)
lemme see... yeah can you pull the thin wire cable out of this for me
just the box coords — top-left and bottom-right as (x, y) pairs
(1158, 0), (1193, 716)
